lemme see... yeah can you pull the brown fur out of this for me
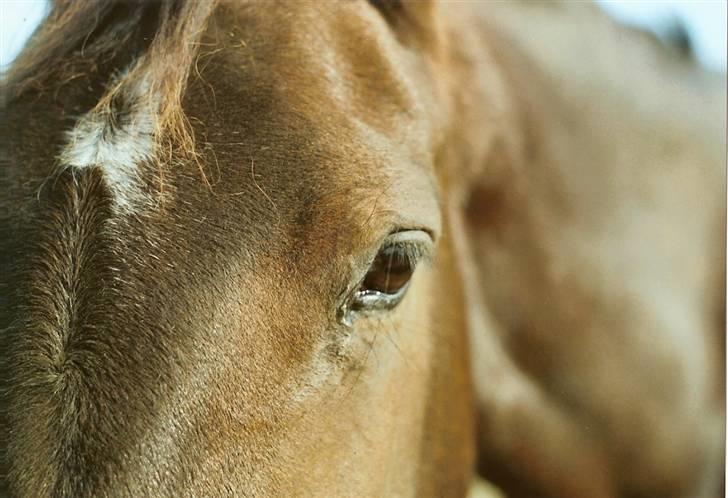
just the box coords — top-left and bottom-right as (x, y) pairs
(1, 1), (724, 497)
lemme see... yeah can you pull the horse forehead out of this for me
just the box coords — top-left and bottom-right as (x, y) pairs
(59, 1), (428, 217)
(182, 3), (436, 206)
(214, 1), (424, 124)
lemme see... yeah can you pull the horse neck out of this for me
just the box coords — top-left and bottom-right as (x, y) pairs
(452, 0), (725, 343)
(469, 1), (726, 172)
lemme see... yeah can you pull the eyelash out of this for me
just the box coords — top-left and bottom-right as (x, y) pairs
(373, 228), (435, 271)
(383, 240), (431, 268)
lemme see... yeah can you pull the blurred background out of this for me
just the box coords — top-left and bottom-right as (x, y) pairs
(1, 0), (727, 73)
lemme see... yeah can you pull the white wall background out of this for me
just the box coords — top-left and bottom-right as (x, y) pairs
(1, 0), (727, 72)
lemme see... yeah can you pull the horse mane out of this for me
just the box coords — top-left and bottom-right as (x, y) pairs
(4, 0), (219, 159)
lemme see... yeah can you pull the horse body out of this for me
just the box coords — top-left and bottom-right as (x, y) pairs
(1, 1), (724, 497)
(460, 4), (725, 497)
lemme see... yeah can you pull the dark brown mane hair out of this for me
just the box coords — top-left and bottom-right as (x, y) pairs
(4, 0), (218, 160)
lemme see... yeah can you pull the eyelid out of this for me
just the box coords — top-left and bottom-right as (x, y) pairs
(389, 225), (437, 243)
(380, 229), (434, 267)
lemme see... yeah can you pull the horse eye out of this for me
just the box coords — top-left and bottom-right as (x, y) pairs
(350, 243), (416, 312)
(337, 230), (431, 326)
(362, 245), (413, 295)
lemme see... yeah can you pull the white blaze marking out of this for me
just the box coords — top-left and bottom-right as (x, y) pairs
(60, 89), (157, 212)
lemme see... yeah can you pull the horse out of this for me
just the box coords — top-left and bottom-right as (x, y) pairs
(1, 1), (724, 497)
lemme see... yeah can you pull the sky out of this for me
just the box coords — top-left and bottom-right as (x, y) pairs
(597, 0), (727, 71)
(1, 0), (727, 72)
